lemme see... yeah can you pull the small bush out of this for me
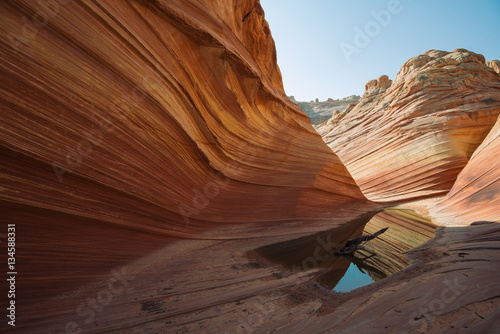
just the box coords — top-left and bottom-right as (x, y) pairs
(483, 97), (496, 105)
(417, 73), (428, 82)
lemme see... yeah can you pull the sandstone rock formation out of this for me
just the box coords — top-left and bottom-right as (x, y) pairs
(304, 222), (500, 333)
(0, 0), (369, 241)
(430, 114), (500, 224)
(317, 49), (500, 202)
(296, 95), (361, 125)
(487, 59), (500, 73)
(0, 0), (378, 327)
(24, 208), (497, 334)
(2, 1), (500, 333)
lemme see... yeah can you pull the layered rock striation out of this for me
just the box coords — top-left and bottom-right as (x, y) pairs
(0, 1), (376, 321)
(360, 208), (436, 280)
(317, 49), (500, 202)
(0, 0), (369, 241)
(430, 114), (500, 223)
(2, 2), (500, 333)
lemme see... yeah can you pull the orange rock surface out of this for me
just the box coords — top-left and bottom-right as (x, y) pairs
(2, 1), (500, 333)
(0, 0), (377, 328)
(19, 210), (498, 334)
(430, 114), (500, 223)
(0, 0), (368, 240)
(317, 49), (500, 202)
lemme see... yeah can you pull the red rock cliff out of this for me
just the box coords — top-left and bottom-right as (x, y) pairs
(317, 49), (500, 202)
(0, 0), (368, 240)
(430, 114), (500, 223)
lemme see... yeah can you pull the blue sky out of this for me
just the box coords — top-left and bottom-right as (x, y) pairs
(260, 0), (500, 101)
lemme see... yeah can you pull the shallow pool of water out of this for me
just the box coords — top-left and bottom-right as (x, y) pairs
(256, 208), (437, 293)
(332, 262), (374, 292)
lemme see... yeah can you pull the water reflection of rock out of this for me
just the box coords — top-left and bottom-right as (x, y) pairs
(358, 208), (437, 281)
(255, 212), (377, 272)
(256, 209), (436, 291)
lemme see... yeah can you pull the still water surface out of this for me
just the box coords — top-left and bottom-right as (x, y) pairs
(257, 208), (437, 292)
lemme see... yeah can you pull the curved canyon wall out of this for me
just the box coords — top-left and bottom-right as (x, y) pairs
(0, 0), (368, 239)
(317, 49), (500, 202)
(2, 2), (500, 333)
(430, 114), (500, 223)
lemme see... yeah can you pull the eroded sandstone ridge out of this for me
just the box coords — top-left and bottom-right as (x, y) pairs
(1, 2), (378, 324)
(317, 49), (500, 202)
(1, 2), (500, 333)
(0, 0), (368, 241)
(431, 114), (500, 224)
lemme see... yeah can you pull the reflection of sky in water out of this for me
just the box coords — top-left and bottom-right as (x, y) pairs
(255, 208), (437, 293)
(333, 262), (373, 292)
(330, 208), (437, 292)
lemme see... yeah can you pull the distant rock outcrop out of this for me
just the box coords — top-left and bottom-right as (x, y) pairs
(487, 60), (500, 74)
(317, 49), (500, 202)
(296, 95), (361, 125)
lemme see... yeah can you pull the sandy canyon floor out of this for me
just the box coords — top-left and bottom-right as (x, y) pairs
(11, 198), (499, 334)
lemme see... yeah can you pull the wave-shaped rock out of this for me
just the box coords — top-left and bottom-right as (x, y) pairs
(0, 0), (369, 241)
(2, 2), (499, 333)
(0, 1), (377, 323)
(431, 114), (500, 223)
(317, 49), (500, 202)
